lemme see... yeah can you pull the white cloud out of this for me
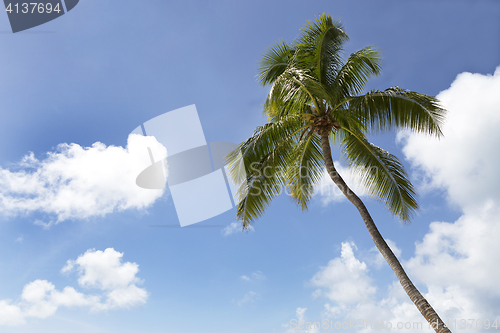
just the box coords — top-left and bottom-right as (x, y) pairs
(398, 66), (500, 211)
(240, 271), (266, 282)
(21, 279), (59, 318)
(63, 248), (141, 291)
(0, 248), (147, 326)
(310, 242), (376, 304)
(105, 284), (148, 310)
(50, 286), (100, 308)
(222, 221), (254, 236)
(0, 134), (167, 226)
(296, 307), (307, 323)
(237, 291), (260, 306)
(404, 204), (500, 324)
(62, 248), (148, 310)
(251, 271), (266, 280)
(0, 300), (25, 326)
(283, 307), (321, 333)
(310, 244), (431, 333)
(314, 162), (369, 206)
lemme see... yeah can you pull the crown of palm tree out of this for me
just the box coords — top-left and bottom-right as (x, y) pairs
(228, 13), (445, 228)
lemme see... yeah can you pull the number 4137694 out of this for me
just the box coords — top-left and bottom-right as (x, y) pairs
(5, 3), (62, 14)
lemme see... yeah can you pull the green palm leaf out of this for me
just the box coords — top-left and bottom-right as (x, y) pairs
(348, 87), (446, 136)
(264, 67), (328, 119)
(258, 40), (295, 86)
(340, 129), (418, 222)
(285, 133), (324, 209)
(332, 46), (381, 99)
(295, 14), (348, 87)
(226, 116), (305, 226)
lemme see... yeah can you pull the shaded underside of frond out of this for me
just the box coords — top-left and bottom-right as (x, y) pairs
(226, 116), (306, 227)
(284, 133), (324, 210)
(340, 129), (418, 222)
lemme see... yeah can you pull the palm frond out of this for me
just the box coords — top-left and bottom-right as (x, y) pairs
(332, 46), (381, 99)
(340, 129), (418, 222)
(285, 133), (324, 209)
(258, 40), (295, 86)
(348, 87), (446, 136)
(226, 116), (305, 227)
(330, 106), (368, 145)
(295, 13), (348, 87)
(264, 67), (329, 118)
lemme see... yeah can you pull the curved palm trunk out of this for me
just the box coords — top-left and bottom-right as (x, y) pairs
(319, 131), (451, 333)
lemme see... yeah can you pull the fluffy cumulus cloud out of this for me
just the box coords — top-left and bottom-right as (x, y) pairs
(399, 66), (500, 211)
(309, 240), (490, 333)
(0, 248), (147, 326)
(307, 242), (433, 333)
(311, 242), (376, 304)
(62, 248), (148, 310)
(0, 300), (25, 326)
(0, 134), (167, 226)
(399, 66), (500, 325)
(284, 67), (500, 333)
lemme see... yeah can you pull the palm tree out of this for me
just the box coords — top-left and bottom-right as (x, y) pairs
(227, 14), (450, 333)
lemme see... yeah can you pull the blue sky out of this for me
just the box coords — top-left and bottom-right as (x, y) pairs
(0, 1), (500, 332)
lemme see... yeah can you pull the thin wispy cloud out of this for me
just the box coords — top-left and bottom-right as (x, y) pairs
(222, 221), (254, 236)
(240, 271), (266, 282)
(237, 291), (259, 306)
